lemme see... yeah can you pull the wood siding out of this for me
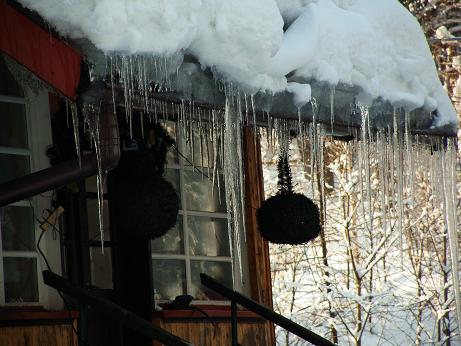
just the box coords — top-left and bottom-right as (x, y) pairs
(243, 127), (275, 345)
(243, 127), (273, 309)
(0, 323), (77, 346)
(154, 318), (272, 346)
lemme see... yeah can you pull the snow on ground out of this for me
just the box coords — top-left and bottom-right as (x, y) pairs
(18, 0), (457, 126)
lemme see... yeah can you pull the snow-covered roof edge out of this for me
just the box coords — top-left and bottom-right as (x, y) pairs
(16, 0), (458, 134)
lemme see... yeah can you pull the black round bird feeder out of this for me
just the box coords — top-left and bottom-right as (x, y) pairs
(114, 176), (178, 239)
(257, 153), (321, 245)
(113, 122), (179, 239)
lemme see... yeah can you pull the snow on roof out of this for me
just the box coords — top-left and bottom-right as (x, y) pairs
(18, 0), (458, 128)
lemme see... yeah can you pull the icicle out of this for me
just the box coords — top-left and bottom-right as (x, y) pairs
(329, 86), (335, 134)
(377, 131), (388, 234)
(199, 124), (204, 176)
(190, 109), (195, 168)
(244, 93), (249, 124)
(205, 125), (211, 180)
(363, 105), (373, 232)
(70, 102), (81, 167)
(250, 94), (256, 129)
(140, 111), (145, 139)
(393, 109), (404, 264)
(83, 103), (105, 250)
(441, 139), (461, 335)
(357, 118), (366, 231)
(211, 109), (218, 197)
(308, 123), (316, 196)
(404, 111), (415, 203)
(109, 55), (117, 117)
(297, 108), (306, 172)
(309, 98), (319, 195)
(318, 127), (326, 223)
(222, 93), (246, 288)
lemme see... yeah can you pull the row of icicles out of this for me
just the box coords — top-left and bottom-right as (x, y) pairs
(67, 54), (460, 333)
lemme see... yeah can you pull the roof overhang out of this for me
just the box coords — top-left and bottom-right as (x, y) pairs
(0, 1), (82, 100)
(73, 38), (457, 138)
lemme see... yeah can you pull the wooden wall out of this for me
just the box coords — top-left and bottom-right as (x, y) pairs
(154, 318), (273, 346)
(0, 323), (77, 346)
(242, 127), (274, 309)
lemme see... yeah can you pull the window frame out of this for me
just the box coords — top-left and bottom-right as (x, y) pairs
(0, 80), (61, 308)
(151, 121), (247, 305)
(0, 92), (40, 306)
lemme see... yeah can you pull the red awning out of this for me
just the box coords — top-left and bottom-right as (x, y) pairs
(0, 2), (82, 100)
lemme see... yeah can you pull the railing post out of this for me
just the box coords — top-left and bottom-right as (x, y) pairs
(78, 302), (88, 346)
(231, 300), (238, 346)
(201, 273), (337, 346)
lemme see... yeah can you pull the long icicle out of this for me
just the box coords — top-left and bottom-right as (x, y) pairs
(441, 139), (461, 335)
(70, 102), (81, 167)
(222, 89), (245, 289)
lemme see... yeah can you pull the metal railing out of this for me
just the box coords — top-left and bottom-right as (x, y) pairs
(200, 273), (337, 346)
(43, 270), (193, 346)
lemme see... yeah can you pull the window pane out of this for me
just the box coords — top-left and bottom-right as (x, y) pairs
(87, 199), (111, 241)
(85, 175), (108, 194)
(0, 102), (28, 148)
(164, 121), (178, 165)
(188, 216), (230, 257)
(151, 216), (183, 254)
(4, 257), (38, 303)
(183, 171), (226, 212)
(152, 259), (186, 300)
(183, 128), (215, 168)
(190, 260), (232, 300)
(0, 153), (30, 184)
(90, 247), (113, 289)
(0, 57), (24, 97)
(164, 168), (181, 205)
(1, 206), (35, 251)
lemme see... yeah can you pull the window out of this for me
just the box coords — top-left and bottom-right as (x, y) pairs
(0, 56), (39, 305)
(84, 176), (114, 290)
(151, 122), (235, 302)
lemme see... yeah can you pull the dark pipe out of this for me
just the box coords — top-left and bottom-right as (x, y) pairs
(0, 101), (120, 207)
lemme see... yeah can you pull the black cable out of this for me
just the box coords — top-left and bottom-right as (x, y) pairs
(171, 143), (212, 179)
(190, 306), (220, 338)
(164, 296), (219, 339)
(171, 143), (226, 208)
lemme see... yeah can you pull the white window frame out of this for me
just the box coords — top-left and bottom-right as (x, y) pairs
(0, 84), (62, 309)
(0, 92), (39, 306)
(152, 121), (248, 305)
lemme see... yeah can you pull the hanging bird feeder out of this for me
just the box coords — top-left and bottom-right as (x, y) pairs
(113, 122), (179, 239)
(257, 153), (321, 245)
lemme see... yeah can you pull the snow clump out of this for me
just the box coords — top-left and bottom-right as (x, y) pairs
(19, 0), (457, 126)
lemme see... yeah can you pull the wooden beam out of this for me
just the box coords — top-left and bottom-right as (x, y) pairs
(242, 127), (276, 345)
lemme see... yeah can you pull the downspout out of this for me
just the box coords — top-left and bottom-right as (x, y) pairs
(0, 100), (120, 207)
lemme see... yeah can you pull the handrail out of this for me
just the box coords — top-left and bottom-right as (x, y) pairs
(43, 271), (193, 346)
(200, 273), (337, 346)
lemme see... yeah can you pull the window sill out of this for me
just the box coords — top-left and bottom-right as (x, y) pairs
(153, 306), (264, 321)
(0, 307), (79, 324)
